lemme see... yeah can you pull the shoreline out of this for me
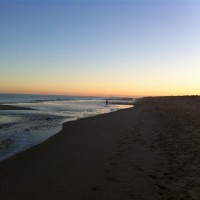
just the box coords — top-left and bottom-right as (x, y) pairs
(0, 104), (133, 162)
(1, 97), (200, 199)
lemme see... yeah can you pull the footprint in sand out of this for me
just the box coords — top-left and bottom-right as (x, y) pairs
(105, 176), (119, 182)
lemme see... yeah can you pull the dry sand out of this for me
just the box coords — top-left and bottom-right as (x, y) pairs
(1, 97), (200, 200)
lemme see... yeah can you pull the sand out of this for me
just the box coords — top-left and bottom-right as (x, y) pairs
(0, 105), (34, 110)
(0, 96), (200, 200)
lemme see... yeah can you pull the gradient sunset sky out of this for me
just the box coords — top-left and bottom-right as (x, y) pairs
(0, 0), (200, 97)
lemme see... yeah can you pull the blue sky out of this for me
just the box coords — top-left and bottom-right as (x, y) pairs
(0, 0), (200, 96)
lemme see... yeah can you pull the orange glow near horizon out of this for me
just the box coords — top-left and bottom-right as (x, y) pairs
(1, 2), (200, 99)
(0, 80), (199, 98)
(1, 63), (200, 98)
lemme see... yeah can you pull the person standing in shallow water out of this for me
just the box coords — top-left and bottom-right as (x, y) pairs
(106, 100), (108, 104)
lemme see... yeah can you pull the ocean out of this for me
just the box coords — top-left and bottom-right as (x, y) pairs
(0, 93), (134, 161)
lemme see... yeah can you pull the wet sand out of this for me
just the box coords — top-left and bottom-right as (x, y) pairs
(0, 96), (200, 199)
(0, 105), (34, 110)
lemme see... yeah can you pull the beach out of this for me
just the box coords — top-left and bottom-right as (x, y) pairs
(0, 96), (200, 200)
(0, 95), (133, 161)
(0, 105), (34, 110)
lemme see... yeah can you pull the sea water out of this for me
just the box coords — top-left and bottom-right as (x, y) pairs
(0, 93), (134, 161)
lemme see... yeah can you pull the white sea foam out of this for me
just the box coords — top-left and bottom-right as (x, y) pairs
(0, 94), (134, 161)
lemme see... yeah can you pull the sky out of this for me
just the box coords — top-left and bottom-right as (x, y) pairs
(0, 0), (200, 97)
